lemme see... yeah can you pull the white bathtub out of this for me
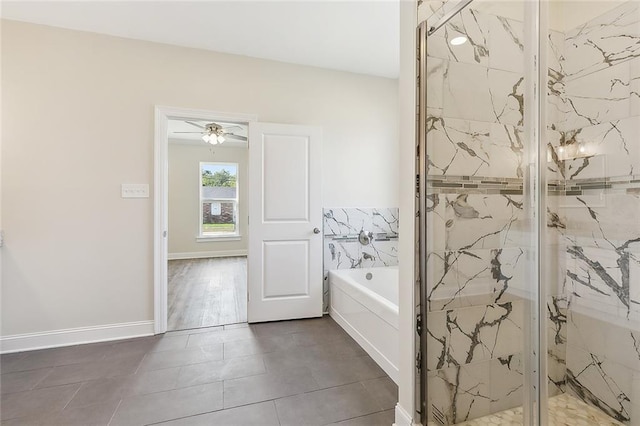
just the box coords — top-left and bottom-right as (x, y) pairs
(329, 267), (399, 383)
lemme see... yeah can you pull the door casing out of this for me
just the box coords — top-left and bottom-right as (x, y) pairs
(153, 106), (257, 334)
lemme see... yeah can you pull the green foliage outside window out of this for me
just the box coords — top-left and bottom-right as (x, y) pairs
(202, 169), (236, 187)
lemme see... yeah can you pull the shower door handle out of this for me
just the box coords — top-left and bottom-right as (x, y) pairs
(313, 228), (321, 234)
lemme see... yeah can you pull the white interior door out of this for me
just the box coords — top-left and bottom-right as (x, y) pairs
(248, 122), (323, 323)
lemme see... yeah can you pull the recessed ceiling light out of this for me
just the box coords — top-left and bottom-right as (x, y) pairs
(450, 36), (468, 46)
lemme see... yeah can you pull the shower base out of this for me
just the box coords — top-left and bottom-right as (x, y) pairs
(429, 393), (624, 426)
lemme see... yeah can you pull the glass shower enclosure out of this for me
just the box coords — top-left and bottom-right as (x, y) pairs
(416, 0), (640, 425)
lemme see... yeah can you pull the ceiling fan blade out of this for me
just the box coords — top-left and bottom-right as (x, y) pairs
(185, 121), (206, 130)
(173, 131), (205, 134)
(225, 134), (248, 141)
(222, 125), (243, 131)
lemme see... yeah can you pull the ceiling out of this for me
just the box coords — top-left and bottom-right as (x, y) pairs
(2, 1), (400, 78)
(168, 119), (248, 147)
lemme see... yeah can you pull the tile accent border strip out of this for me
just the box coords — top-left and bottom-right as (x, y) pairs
(427, 175), (523, 195)
(427, 175), (640, 196)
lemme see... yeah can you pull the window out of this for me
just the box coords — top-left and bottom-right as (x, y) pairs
(199, 162), (239, 238)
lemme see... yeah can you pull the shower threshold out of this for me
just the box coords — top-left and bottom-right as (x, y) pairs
(428, 393), (624, 426)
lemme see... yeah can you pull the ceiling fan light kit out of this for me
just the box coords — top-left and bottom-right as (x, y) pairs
(174, 121), (247, 145)
(201, 133), (225, 145)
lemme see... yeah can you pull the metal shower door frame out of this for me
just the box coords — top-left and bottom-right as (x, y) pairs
(415, 0), (548, 424)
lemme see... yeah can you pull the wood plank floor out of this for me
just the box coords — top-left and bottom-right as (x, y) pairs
(168, 257), (247, 331)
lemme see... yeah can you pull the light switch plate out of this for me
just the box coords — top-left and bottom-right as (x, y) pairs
(122, 184), (149, 198)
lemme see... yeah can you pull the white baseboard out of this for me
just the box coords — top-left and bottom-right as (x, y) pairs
(168, 250), (247, 260)
(394, 404), (417, 426)
(0, 320), (155, 354)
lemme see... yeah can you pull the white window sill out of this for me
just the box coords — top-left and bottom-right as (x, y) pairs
(196, 235), (242, 242)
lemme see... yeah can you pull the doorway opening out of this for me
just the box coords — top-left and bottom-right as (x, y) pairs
(155, 107), (324, 334)
(167, 122), (249, 331)
(154, 107), (257, 334)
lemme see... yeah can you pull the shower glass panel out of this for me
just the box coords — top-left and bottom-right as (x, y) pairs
(544, 1), (640, 425)
(418, 0), (544, 424)
(419, 0), (640, 425)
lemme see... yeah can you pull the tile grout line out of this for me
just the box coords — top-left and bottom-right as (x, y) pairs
(61, 382), (83, 411)
(106, 398), (123, 426)
(320, 408), (389, 426)
(273, 399), (283, 426)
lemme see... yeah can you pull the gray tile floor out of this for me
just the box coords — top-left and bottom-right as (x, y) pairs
(0, 317), (397, 425)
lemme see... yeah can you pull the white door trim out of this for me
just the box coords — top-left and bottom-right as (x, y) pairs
(153, 106), (258, 334)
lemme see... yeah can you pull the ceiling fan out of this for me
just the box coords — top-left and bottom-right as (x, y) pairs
(173, 121), (247, 145)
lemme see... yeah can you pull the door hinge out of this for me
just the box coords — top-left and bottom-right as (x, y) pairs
(416, 313), (423, 336)
(416, 174), (420, 194)
(416, 350), (422, 373)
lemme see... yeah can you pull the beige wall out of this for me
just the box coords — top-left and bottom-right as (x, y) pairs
(549, 1), (627, 32)
(1, 20), (399, 336)
(168, 142), (248, 257)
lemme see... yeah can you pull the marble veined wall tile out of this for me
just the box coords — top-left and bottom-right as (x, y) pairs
(443, 60), (494, 122)
(566, 244), (634, 318)
(564, 57), (640, 132)
(630, 242), (640, 322)
(427, 116), (491, 176)
(442, 62), (525, 127)
(426, 8), (490, 68)
(323, 240), (399, 271)
(427, 309), (448, 371)
(324, 240), (361, 270)
(548, 296), (568, 357)
(548, 31), (569, 133)
(427, 301), (523, 369)
(548, 28), (568, 130)
(548, 296), (568, 396)
(566, 344), (633, 424)
(323, 208), (398, 236)
(564, 1), (640, 81)
(565, 191), (640, 242)
(427, 247), (525, 311)
(563, 116), (640, 179)
(322, 207), (399, 311)
(547, 129), (566, 181)
(567, 310), (640, 375)
(442, 194), (526, 251)
(487, 69), (525, 127)
(548, 352), (567, 398)
(323, 208), (369, 235)
(488, 15), (524, 74)
(562, 153), (606, 182)
(428, 361), (492, 425)
(426, 117), (524, 178)
(361, 241), (399, 268)
(490, 124), (525, 178)
(490, 353), (524, 414)
(371, 209), (399, 235)
(565, 311), (640, 424)
(418, 0), (447, 25)
(427, 57), (446, 111)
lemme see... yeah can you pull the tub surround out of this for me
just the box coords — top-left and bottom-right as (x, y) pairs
(329, 267), (399, 384)
(322, 208), (398, 312)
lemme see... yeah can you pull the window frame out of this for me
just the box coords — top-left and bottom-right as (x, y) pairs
(197, 161), (240, 241)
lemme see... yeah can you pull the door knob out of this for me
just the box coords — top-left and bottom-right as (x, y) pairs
(313, 228), (321, 234)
